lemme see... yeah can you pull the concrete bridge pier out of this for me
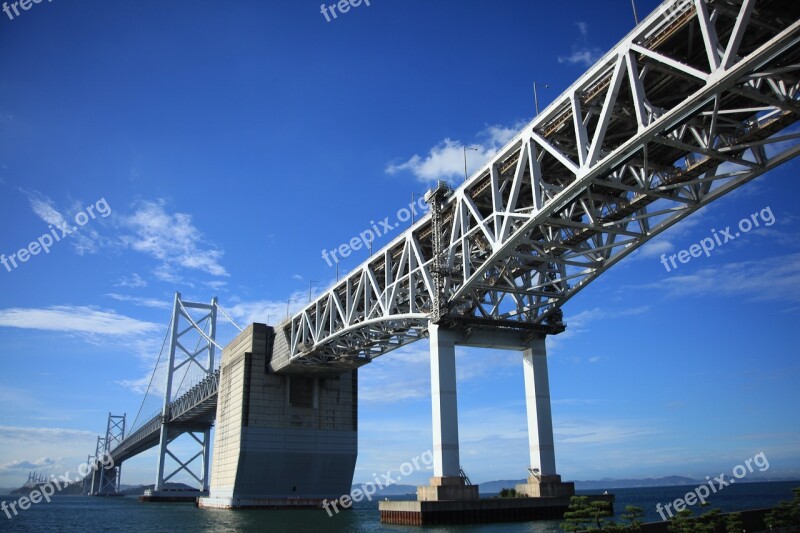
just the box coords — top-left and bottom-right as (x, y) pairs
(515, 336), (574, 498)
(417, 324), (479, 501)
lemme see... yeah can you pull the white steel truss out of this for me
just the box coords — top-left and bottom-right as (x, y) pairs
(286, 0), (800, 366)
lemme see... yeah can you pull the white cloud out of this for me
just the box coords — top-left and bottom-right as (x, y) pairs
(115, 273), (147, 289)
(225, 285), (333, 326)
(0, 306), (159, 335)
(635, 253), (800, 303)
(359, 343), (522, 404)
(24, 191), (108, 255)
(631, 238), (674, 260)
(558, 49), (603, 67)
(385, 122), (526, 183)
(0, 426), (95, 445)
(556, 418), (661, 445)
(28, 195), (64, 227)
(558, 21), (603, 67)
(105, 293), (171, 310)
(121, 200), (228, 280)
(0, 457), (56, 472)
(565, 305), (650, 330)
(205, 280), (227, 291)
(548, 305), (650, 354)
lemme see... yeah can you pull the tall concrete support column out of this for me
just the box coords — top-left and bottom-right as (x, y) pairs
(516, 336), (574, 498)
(522, 337), (556, 476)
(429, 324), (460, 478)
(417, 324), (478, 501)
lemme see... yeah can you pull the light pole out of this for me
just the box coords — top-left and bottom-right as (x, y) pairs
(463, 145), (479, 182)
(308, 280), (318, 303)
(533, 82), (550, 116)
(336, 257), (349, 283)
(286, 296), (303, 319)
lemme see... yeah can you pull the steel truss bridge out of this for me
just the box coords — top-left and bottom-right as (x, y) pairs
(287, 0), (800, 366)
(83, 0), (800, 493)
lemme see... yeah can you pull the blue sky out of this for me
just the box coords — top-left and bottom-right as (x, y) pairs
(0, 0), (798, 490)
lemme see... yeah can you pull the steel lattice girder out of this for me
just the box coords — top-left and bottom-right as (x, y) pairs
(286, 0), (800, 365)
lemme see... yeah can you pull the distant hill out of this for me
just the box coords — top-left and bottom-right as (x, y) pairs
(10, 481), (83, 496)
(479, 476), (800, 492)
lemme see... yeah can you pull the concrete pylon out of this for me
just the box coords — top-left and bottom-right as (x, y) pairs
(515, 336), (574, 498)
(417, 323), (478, 501)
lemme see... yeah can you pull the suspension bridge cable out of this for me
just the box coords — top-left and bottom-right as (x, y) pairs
(216, 304), (243, 332)
(129, 313), (173, 434)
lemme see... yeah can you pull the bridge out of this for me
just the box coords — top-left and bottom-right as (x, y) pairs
(81, 0), (800, 519)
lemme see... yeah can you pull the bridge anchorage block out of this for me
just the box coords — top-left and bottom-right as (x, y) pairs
(417, 476), (479, 501)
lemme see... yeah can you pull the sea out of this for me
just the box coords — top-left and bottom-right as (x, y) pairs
(0, 481), (797, 532)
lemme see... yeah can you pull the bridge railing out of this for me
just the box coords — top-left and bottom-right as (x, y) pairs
(169, 369), (220, 422)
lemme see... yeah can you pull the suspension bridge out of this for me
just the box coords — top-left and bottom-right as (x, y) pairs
(80, 0), (800, 523)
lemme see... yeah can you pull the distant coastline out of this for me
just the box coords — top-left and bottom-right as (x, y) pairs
(350, 476), (800, 497)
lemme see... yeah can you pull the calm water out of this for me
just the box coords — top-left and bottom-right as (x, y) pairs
(1, 481), (796, 532)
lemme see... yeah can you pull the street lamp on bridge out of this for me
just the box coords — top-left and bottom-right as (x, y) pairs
(463, 145), (479, 182)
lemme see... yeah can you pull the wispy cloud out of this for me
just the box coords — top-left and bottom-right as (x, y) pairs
(0, 426), (95, 445)
(0, 306), (159, 335)
(23, 191), (109, 255)
(565, 305), (650, 331)
(121, 200), (228, 281)
(558, 21), (603, 67)
(557, 418), (661, 445)
(359, 344), (522, 404)
(548, 305), (650, 354)
(633, 253), (800, 303)
(386, 122), (525, 183)
(105, 293), (171, 310)
(227, 296), (299, 326)
(0, 457), (56, 472)
(631, 238), (674, 260)
(115, 273), (147, 289)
